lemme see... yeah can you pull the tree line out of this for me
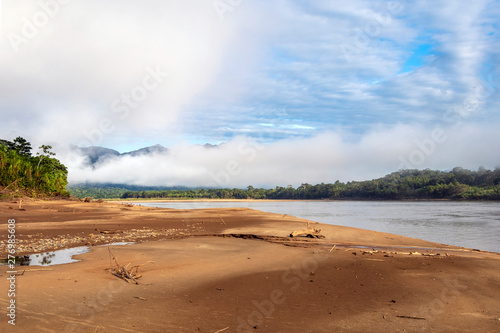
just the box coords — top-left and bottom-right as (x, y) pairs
(68, 183), (191, 199)
(0, 137), (69, 197)
(117, 168), (500, 200)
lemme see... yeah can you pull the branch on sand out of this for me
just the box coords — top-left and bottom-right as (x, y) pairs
(290, 221), (325, 239)
(106, 247), (153, 284)
(217, 212), (226, 225)
(397, 315), (426, 320)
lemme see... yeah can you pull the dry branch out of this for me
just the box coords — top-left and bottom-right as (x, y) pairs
(217, 213), (226, 225)
(214, 327), (229, 333)
(106, 247), (153, 284)
(397, 315), (426, 320)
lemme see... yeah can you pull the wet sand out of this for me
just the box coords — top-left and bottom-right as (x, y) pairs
(0, 199), (499, 332)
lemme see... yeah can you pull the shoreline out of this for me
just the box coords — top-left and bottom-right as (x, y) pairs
(1, 199), (498, 254)
(1, 199), (499, 332)
(108, 198), (310, 203)
(106, 197), (492, 203)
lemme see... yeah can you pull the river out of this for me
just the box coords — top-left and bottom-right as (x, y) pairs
(141, 201), (500, 253)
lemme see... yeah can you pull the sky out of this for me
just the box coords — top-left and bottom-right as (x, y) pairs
(0, 0), (499, 187)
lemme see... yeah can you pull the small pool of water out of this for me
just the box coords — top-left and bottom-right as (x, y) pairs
(97, 242), (135, 247)
(1, 246), (90, 267)
(1, 242), (136, 267)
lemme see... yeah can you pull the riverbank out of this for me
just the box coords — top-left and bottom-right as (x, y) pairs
(0, 199), (499, 332)
(109, 198), (305, 203)
(109, 198), (459, 202)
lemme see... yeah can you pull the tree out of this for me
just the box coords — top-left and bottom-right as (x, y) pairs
(1, 138), (68, 196)
(13, 137), (32, 156)
(38, 145), (56, 157)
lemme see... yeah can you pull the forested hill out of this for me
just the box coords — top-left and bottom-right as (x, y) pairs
(0, 137), (69, 197)
(114, 168), (500, 200)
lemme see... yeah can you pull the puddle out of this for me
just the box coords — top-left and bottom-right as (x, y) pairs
(1, 246), (90, 267)
(1, 242), (137, 267)
(98, 242), (135, 247)
(342, 244), (460, 252)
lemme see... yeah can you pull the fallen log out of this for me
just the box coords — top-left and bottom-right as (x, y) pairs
(290, 228), (324, 238)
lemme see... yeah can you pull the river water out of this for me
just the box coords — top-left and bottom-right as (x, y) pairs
(141, 201), (500, 253)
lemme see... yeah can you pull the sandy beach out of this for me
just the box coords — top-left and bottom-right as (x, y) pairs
(0, 199), (499, 332)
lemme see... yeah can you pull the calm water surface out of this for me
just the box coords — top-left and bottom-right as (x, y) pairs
(141, 201), (500, 253)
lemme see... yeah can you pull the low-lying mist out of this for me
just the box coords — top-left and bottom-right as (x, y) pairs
(58, 122), (500, 189)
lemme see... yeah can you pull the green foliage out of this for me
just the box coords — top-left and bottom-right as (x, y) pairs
(117, 168), (500, 201)
(1, 136), (32, 156)
(68, 185), (129, 199)
(67, 184), (192, 199)
(0, 138), (69, 197)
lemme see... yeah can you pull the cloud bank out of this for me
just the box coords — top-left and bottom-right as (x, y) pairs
(62, 122), (500, 188)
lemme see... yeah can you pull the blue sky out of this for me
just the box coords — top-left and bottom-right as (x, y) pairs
(399, 42), (434, 74)
(0, 0), (499, 186)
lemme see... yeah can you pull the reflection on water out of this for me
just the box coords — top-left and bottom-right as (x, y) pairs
(0, 255), (32, 266)
(142, 201), (500, 253)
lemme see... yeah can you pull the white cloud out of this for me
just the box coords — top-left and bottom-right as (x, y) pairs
(0, 0), (272, 145)
(61, 122), (500, 188)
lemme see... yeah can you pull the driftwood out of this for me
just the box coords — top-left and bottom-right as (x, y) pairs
(214, 328), (229, 333)
(290, 221), (325, 238)
(106, 247), (153, 284)
(397, 315), (426, 320)
(290, 228), (324, 238)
